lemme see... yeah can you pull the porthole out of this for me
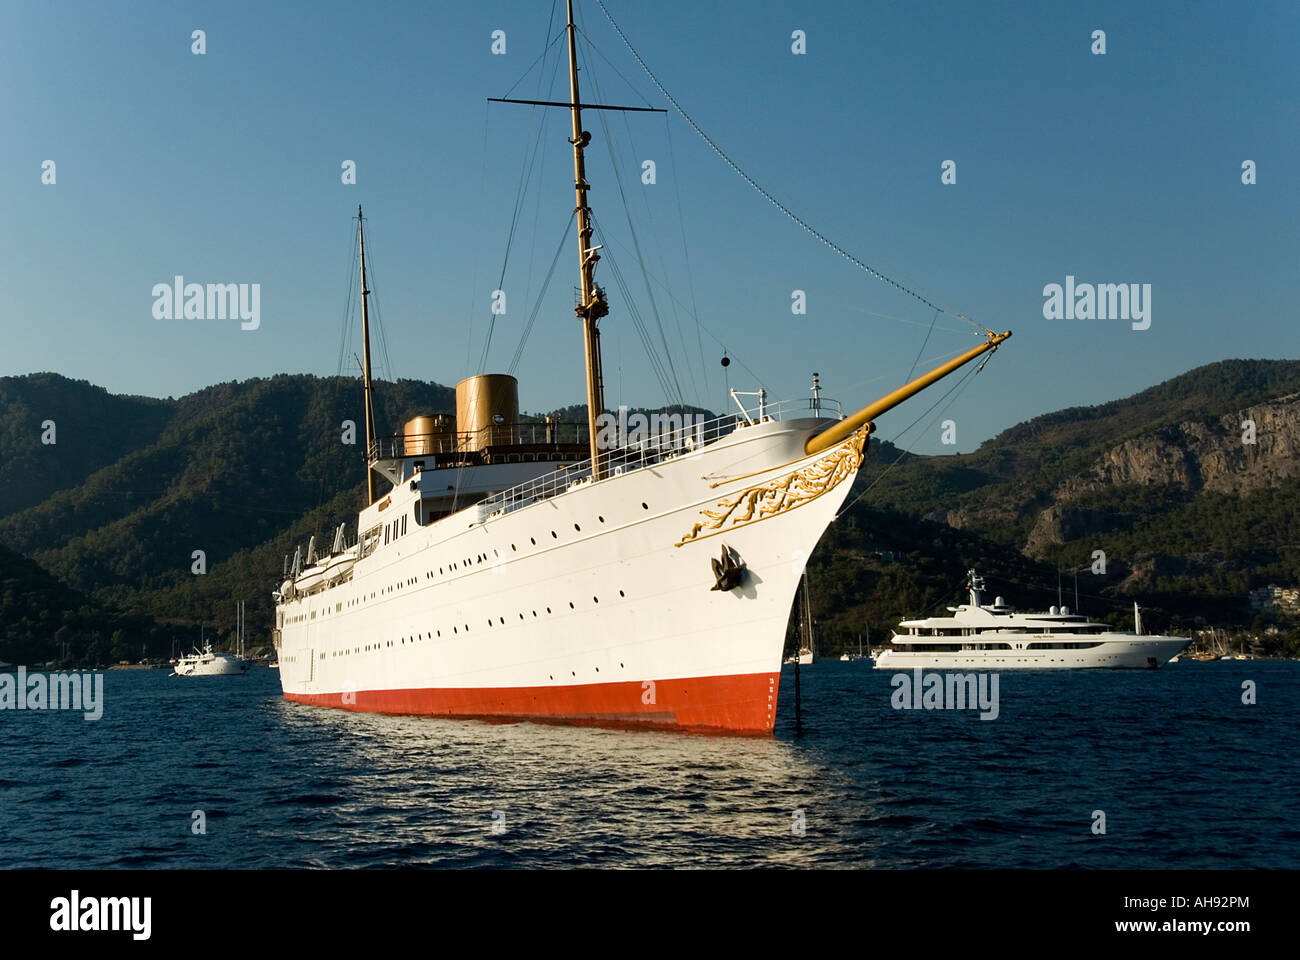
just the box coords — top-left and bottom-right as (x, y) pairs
(598, 515), (605, 523)
(568, 602), (574, 609)
(641, 502), (648, 510)
(618, 590), (625, 597)
(530, 537), (536, 545)
(551, 531), (557, 539)
(574, 523), (581, 531)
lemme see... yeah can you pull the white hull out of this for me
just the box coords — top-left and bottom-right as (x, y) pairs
(274, 417), (864, 732)
(173, 654), (251, 676)
(874, 635), (1187, 670)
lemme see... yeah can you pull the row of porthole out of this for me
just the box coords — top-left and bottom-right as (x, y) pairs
(289, 503), (653, 610)
(320, 588), (629, 655)
(325, 640), (629, 682)
(413, 503), (651, 580)
(304, 502), (654, 616)
(547, 661), (624, 680)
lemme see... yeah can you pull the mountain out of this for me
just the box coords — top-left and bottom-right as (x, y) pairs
(831, 358), (1300, 636)
(3, 360), (1299, 665)
(0, 373), (174, 518)
(0, 541), (163, 666)
(0, 373), (455, 656)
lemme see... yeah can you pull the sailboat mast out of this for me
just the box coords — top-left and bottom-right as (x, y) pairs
(566, 0), (608, 480)
(803, 570), (815, 656)
(358, 205), (378, 504)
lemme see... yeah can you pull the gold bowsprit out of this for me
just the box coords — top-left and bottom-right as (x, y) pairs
(676, 426), (868, 546)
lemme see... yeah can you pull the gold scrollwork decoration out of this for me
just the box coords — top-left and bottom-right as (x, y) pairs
(676, 426), (868, 546)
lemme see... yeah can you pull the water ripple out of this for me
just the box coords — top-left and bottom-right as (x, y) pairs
(1, 662), (1297, 868)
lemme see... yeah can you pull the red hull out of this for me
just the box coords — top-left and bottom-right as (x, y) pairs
(284, 671), (780, 734)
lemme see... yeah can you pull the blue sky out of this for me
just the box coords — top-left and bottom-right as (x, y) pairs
(2, 0), (1296, 453)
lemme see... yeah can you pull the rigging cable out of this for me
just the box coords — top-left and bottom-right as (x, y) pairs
(593, 0), (993, 336)
(478, 1), (565, 373)
(359, 223), (394, 383)
(508, 212), (576, 375)
(904, 309), (941, 384)
(834, 354), (990, 521)
(334, 219), (360, 377)
(595, 225), (771, 395)
(663, 113), (711, 404)
(578, 21), (708, 405)
(581, 41), (685, 407)
(592, 216), (681, 404)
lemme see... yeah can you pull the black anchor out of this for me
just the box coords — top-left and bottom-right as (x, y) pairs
(710, 545), (746, 592)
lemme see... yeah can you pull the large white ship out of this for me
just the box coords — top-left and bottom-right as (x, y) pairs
(272, 2), (1011, 732)
(874, 572), (1189, 671)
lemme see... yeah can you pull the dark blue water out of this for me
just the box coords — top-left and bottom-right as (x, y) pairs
(2, 661), (1296, 868)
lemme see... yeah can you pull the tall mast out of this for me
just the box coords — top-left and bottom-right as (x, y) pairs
(566, 0), (608, 480)
(358, 205), (377, 504)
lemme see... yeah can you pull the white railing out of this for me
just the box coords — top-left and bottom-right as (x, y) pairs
(369, 420), (589, 461)
(476, 396), (843, 522)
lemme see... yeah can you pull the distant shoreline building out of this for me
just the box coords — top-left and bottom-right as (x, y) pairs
(1249, 585), (1300, 616)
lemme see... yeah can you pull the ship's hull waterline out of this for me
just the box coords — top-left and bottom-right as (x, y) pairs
(275, 417), (863, 733)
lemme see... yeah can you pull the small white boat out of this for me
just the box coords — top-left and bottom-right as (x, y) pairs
(171, 610), (252, 676)
(840, 631), (868, 661)
(172, 642), (250, 676)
